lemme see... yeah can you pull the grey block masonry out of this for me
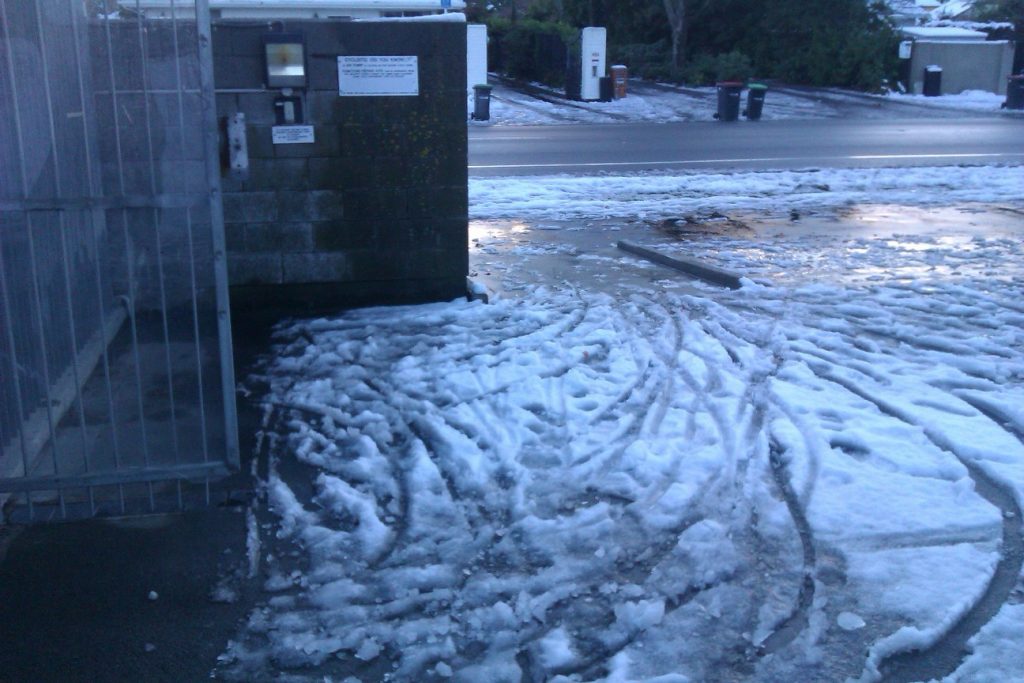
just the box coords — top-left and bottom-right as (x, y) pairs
(213, 20), (468, 309)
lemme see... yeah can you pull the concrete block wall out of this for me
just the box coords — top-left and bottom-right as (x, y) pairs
(213, 20), (469, 312)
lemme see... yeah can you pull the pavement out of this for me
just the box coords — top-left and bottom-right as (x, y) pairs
(1, 202), (1022, 681)
(1, 79), (1022, 681)
(0, 318), (274, 683)
(469, 118), (1024, 176)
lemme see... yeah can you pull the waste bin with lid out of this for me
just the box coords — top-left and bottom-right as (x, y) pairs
(713, 81), (744, 121)
(923, 65), (942, 97)
(712, 82), (745, 121)
(472, 84), (492, 121)
(611, 65), (628, 99)
(1003, 74), (1024, 110)
(599, 76), (614, 102)
(743, 83), (768, 120)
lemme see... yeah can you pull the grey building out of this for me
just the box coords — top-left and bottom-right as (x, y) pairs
(900, 26), (1015, 95)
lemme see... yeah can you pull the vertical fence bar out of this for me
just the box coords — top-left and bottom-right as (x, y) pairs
(0, 0), (35, 519)
(58, 222), (95, 514)
(121, 210), (154, 511)
(0, 241), (33, 519)
(104, 8), (155, 512)
(102, 8), (133, 514)
(34, 0), (96, 518)
(25, 223), (66, 519)
(170, 0), (212, 509)
(196, 0), (241, 476)
(135, 0), (182, 512)
(28, 0), (67, 519)
(71, 0), (124, 514)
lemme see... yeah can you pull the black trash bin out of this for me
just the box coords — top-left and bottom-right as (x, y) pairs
(744, 83), (768, 120)
(1004, 74), (1024, 110)
(713, 81), (744, 121)
(599, 76), (614, 102)
(923, 65), (942, 97)
(472, 84), (492, 121)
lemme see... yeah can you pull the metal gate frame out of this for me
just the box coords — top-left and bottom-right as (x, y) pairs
(0, 0), (238, 521)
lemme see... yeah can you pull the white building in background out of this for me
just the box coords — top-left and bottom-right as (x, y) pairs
(467, 24), (488, 94)
(134, 0), (466, 20)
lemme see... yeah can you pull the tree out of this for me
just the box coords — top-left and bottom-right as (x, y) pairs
(974, 0), (1024, 71)
(661, 0), (686, 68)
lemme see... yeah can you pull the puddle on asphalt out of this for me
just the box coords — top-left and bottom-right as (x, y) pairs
(471, 204), (1024, 296)
(469, 217), (710, 299)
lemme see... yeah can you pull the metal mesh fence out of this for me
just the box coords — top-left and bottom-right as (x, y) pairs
(0, 0), (237, 522)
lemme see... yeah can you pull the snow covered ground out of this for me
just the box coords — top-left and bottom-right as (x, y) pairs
(473, 81), (1017, 126)
(220, 163), (1024, 682)
(470, 165), (1024, 222)
(874, 90), (1009, 113)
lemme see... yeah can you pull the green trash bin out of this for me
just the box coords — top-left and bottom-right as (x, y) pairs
(744, 82), (768, 120)
(713, 81), (744, 121)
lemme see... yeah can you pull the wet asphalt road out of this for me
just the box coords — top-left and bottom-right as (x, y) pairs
(469, 118), (1024, 176)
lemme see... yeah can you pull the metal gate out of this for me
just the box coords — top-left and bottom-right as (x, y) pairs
(0, 0), (238, 522)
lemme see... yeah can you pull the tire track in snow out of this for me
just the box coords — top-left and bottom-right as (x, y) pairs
(310, 296), (706, 676)
(672, 298), (823, 664)
(699, 308), (819, 660)
(546, 576), (727, 682)
(755, 439), (818, 656)
(566, 297), (680, 476)
(807, 368), (1024, 683)
(636, 297), (739, 483)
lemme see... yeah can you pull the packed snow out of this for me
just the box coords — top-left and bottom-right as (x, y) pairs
(470, 165), (1024, 221)
(221, 161), (1024, 681)
(885, 90), (1010, 113)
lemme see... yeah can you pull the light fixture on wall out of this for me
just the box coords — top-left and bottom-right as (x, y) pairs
(263, 33), (307, 90)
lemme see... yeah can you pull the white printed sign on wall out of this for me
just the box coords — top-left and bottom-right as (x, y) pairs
(272, 125), (315, 145)
(338, 56), (419, 96)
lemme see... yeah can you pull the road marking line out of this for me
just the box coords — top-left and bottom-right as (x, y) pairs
(468, 153), (1023, 170)
(848, 153), (1013, 160)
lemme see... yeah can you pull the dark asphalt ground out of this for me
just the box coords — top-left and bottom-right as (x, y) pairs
(0, 319), (274, 683)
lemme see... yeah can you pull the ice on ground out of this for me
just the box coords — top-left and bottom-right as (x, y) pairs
(470, 165), (1024, 221)
(221, 172), (1024, 680)
(837, 612), (866, 631)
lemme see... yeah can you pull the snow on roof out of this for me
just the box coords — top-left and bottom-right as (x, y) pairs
(930, 0), (974, 19)
(901, 25), (988, 39)
(927, 19), (1015, 31)
(881, 0), (930, 25)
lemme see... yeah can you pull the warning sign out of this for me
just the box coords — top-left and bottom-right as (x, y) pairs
(337, 56), (419, 97)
